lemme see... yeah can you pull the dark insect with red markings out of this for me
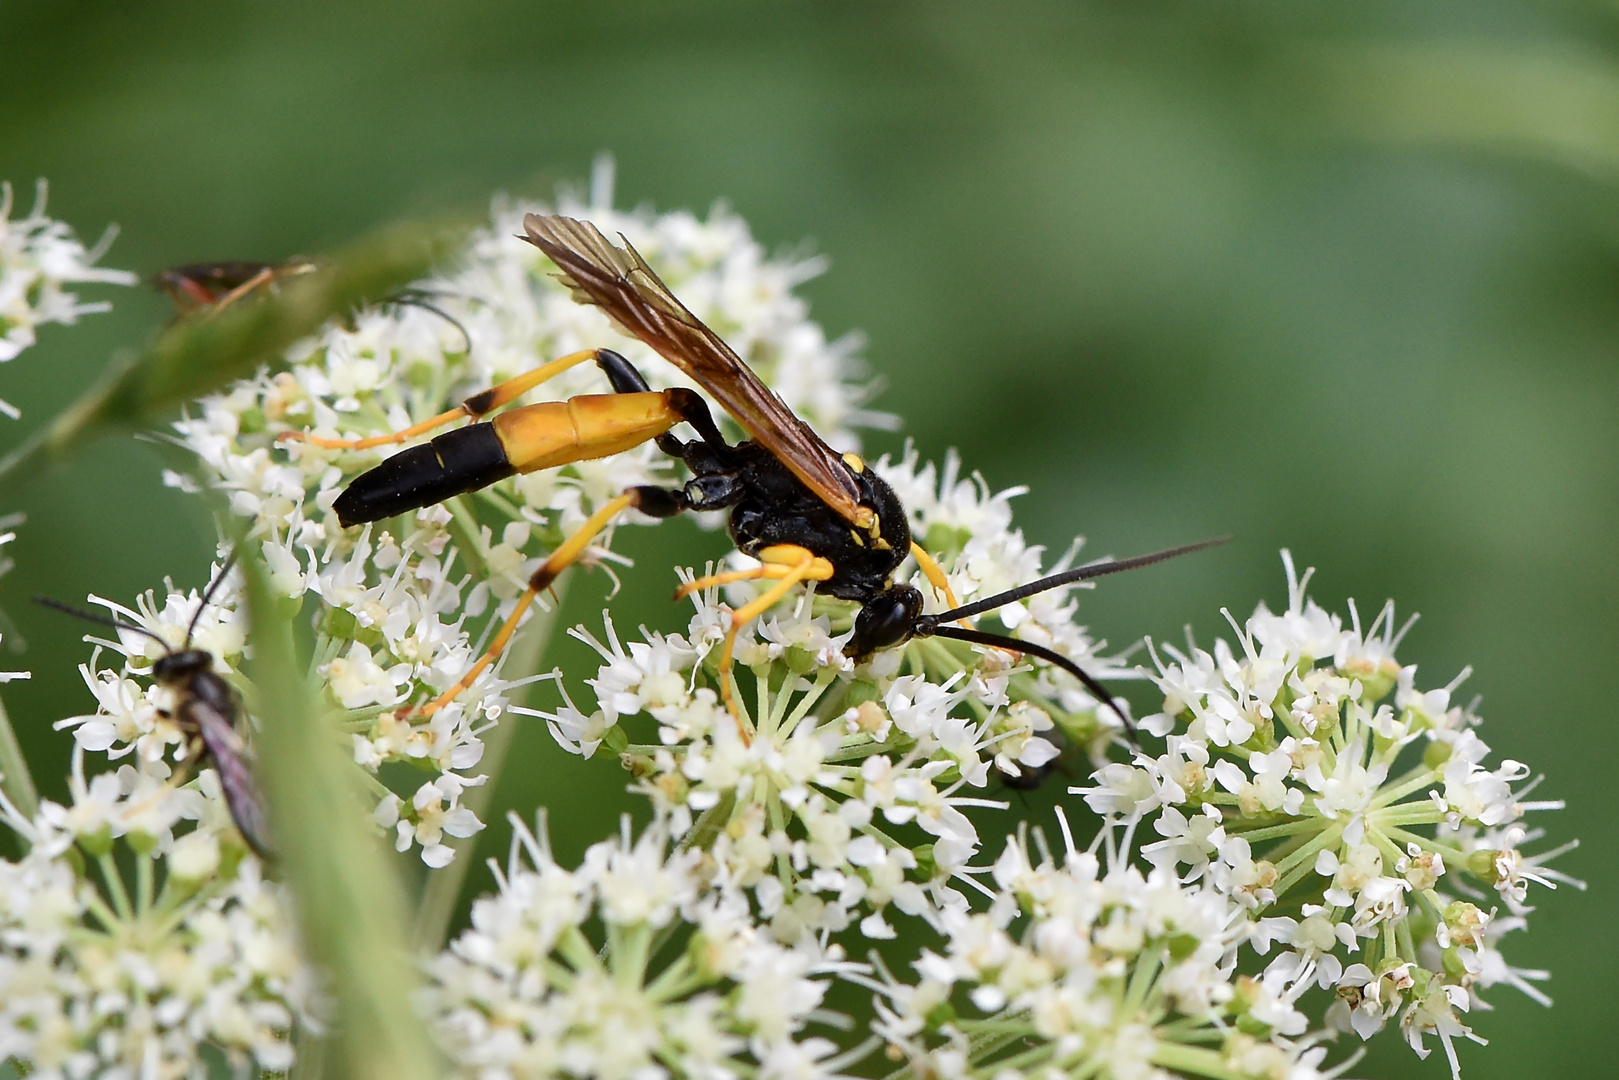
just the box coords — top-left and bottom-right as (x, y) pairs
(36, 554), (270, 857)
(155, 259), (472, 354)
(154, 259), (319, 314)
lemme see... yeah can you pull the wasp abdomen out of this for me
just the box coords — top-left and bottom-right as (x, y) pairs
(334, 423), (516, 527)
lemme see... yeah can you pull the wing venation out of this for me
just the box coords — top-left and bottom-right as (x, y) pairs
(522, 213), (866, 524)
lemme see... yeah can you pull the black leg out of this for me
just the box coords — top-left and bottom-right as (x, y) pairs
(922, 623), (1138, 747)
(595, 349), (729, 454)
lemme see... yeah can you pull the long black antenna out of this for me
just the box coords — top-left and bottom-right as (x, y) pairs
(923, 622), (1136, 737)
(33, 596), (170, 649)
(383, 289), (473, 356)
(911, 535), (1230, 746)
(185, 550), (239, 647)
(919, 536), (1230, 627)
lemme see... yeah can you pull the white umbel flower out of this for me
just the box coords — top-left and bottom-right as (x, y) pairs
(0, 762), (315, 1080)
(864, 813), (1335, 1080)
(424, 813), (861, 1080)
(521, 447), (1139, 940)
(1076, 553), (1576, 1077)
(0, 180), (136, 407)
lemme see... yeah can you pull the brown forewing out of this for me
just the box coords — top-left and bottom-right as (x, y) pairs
(187, 697), (271, 858)
(521, 213), (866, 525)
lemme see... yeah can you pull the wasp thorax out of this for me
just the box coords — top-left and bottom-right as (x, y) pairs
(153, 650), (214, 683)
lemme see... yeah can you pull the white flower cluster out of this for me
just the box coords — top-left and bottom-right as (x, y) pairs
(168, 167), (875, 865)
(527, 446), (1132, 943)
(11, 174), (1572, 1080)
(425, 814), (862, 1080)
(868, 815), (1332, 1080)
(0, 180), (136, 399)
(1079, 554), (1578, 1079)
(0, 750), (314, 1080)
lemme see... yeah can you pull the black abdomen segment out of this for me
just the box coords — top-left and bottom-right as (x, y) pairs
(334, 423), (516, 527)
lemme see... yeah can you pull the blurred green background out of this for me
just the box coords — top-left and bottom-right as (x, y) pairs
(2, 2), (1613, 1076)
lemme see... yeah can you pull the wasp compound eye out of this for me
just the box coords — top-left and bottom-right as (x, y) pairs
(846, 585), (924, 661)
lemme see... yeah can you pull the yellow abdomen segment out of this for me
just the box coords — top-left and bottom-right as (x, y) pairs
(491, 392), (680, 474)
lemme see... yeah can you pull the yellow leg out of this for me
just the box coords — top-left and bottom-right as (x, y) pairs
(457, 349), (600, 415)
(715, 546), (834, 738)
(204, 266), (276, 315)
(281, 349), (601, 450)
(910, 542), (963, 610)
(286, 403), (470, 450)
(416, 492), (637, 719)
(674, 562), (798, 600)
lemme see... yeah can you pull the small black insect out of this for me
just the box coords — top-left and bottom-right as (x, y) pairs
(37, 554), (270, 857)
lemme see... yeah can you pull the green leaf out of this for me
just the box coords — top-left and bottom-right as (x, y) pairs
(242, 549), (442, 1080)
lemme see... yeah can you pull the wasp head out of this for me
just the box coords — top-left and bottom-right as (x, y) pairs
(845, 585), (924, 661)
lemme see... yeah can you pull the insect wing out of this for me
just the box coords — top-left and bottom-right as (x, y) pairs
(190, 698), (272, 857)
(521, 213), (868, 525)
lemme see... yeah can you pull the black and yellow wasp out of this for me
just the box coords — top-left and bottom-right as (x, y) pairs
(286, 214), (1219, 738)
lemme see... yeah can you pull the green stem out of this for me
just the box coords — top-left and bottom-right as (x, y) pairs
(681, 790), (737, 854)
(1383, 824), (1466, 863)
(81, 887), (124, 933)
(1396, 912), (1417, 960)
(1375, 804), (1447, 827)
(1150, 1041), (1250, 1080)
(136, 854), (154, 914)
(0, 687), (39, 830)
(1272, 823), (1343, 898)
(557, 925), (605, 975)
(147, 875), (234, 939)
(767, 784), (793, 889)
(1223, 817), (1321, 844)
(643, 955), (702, 1003)
(444, 499), (488, 580)
(245, 551), (442, 1080)
(1155, 1016), (1221, 1041)
(973, 1037), (1055, 1076)
(1274, 821), (1341, 878)
(1369, 765), (1442, 810)
(781, 667), (838, 734)
(753, 662), (772, 740)
(609, 922), (654, 990)
(97, 852), (133, 920)
(1365, 824), (1409, 872)
(1123, 950), (1161, 1013)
